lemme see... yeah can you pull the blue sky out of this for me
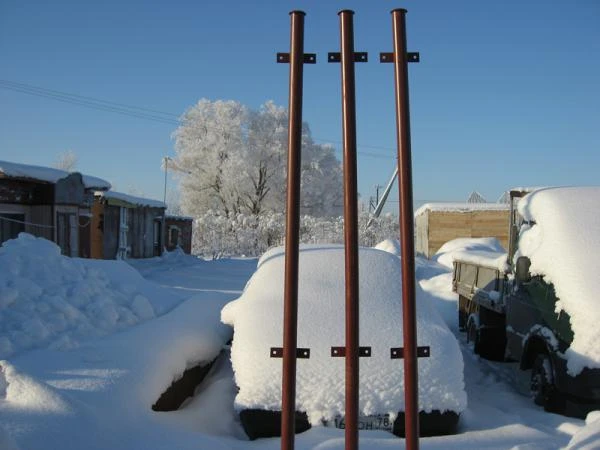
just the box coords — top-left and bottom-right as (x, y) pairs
(1, 0), (599, 211)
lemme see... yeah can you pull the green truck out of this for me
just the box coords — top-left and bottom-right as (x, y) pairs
(453, 187), (600, 418)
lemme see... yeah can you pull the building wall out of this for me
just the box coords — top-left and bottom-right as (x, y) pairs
(102, 204), (121, 260)
(0, 180), (54, 244)
(90, 202), (105, 259)
(165, 218), (193, 254)
(128, 207), (161, 258)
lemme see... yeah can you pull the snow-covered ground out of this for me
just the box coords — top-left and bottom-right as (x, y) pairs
(1, 235), (598, 449)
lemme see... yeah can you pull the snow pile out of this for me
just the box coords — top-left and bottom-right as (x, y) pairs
(0, 294), (232, 450)
(373, 238), (401, 256)
(432, 237), (507, 271)
(567, 411), (600, 449)
(0, 233), (182, 360)
(222, 245), (467, 424)
(517, 186), (600, 375)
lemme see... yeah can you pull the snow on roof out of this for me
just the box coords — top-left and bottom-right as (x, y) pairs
(222, 245), (467, 424)
(414, 202), (509, 217)
(0, 159), (111, 190)
(516, 186), (600, 375)
(434, 237), (508, 271)
(95, 191), (166, 209)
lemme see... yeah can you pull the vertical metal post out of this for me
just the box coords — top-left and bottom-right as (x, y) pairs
(391, 8), (420, 450)
(162, 156), (169, 255)
(281, 10), (306, 450)
(338, 9), (360, 450)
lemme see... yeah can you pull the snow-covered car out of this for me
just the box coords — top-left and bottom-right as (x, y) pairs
(221, 245), (467, 439)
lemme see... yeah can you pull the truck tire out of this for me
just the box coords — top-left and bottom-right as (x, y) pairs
(530, 353), (565, 414)
(458, 310), (467, 332)
(466, 318), (481, 355)
(458, 296), (468, 332)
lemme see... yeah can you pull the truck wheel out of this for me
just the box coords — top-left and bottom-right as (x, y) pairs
(458, 296), (468, 331)
(458, 310), (467, 332)
(530, 354), (565, 414)
(466, 318), (481, 355)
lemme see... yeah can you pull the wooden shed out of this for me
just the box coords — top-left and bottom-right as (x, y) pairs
(0, 160), (111, 256)
(91, 191), (166, 260)
(414, 203), (510, 259)
(165, 215), (193, 254)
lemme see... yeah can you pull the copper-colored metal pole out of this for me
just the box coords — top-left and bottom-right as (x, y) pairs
(281, 10), (306, 450)
(391, 8), (420, 450)
(338, 9), (360, 450)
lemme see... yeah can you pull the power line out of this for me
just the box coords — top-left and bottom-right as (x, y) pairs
(1, 79), (396, 159)
(0, 79), (179, 118)
(0, 80), (180, 125)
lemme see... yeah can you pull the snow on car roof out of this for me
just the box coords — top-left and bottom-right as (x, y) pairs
(222, 245), (467, 424)
(0, 159), (111, 190)
(517, 186), (600, 375)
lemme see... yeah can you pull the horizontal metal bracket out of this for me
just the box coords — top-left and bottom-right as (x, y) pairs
(270, 347), (310, 359)
(276, 53), (317, 64)
(379, 52), (420, 63)
(331, 346), (372, 357)
(390, 346), (430, 359)
(327, 52), (368, 63)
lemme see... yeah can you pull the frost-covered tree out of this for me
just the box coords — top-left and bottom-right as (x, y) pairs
(171, 99), (343, 219)
(54, 150), (78, 171)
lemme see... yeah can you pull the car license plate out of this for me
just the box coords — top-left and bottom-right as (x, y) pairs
(327, 414), (394, 432)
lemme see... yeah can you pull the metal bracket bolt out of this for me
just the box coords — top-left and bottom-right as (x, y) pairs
(390, 346), (430, 359)
(270, 347), (311, 359)
(380, 52), (420, 63)
(276, 53), (317, 64)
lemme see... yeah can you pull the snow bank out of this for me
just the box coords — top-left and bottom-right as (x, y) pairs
(0, 292), (232, 450)
(0, 234), (183, 360)
(517, 187), (600, 375)
(222, 245), (467, 424)
(566, 411), (600, 449)
(433, 237), (507, 271)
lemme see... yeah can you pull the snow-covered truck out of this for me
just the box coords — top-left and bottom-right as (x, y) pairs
(453, 187), (600, 417)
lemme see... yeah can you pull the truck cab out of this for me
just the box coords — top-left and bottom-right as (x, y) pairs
(454, 188), (600, 417)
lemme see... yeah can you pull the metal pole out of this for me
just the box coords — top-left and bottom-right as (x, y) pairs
(338, 9), (360, 450)
(391, 8), (420, 450)
(162, 156), (169, 255)
(281, 10), (306, 450)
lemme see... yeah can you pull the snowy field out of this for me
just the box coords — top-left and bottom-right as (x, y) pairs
(1, 235), (599, 449)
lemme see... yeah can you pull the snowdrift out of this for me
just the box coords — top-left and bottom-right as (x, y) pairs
(0, 234), (183, 360)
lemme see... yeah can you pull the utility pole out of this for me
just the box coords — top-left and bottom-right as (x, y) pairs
(162, 156), (171, 255)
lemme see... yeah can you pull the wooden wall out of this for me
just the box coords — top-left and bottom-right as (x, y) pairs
(165, 218), (193, 254)
(28, 205), (53, 241)
(416, 209), (510, 258)
(129, 207), (162, 258)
